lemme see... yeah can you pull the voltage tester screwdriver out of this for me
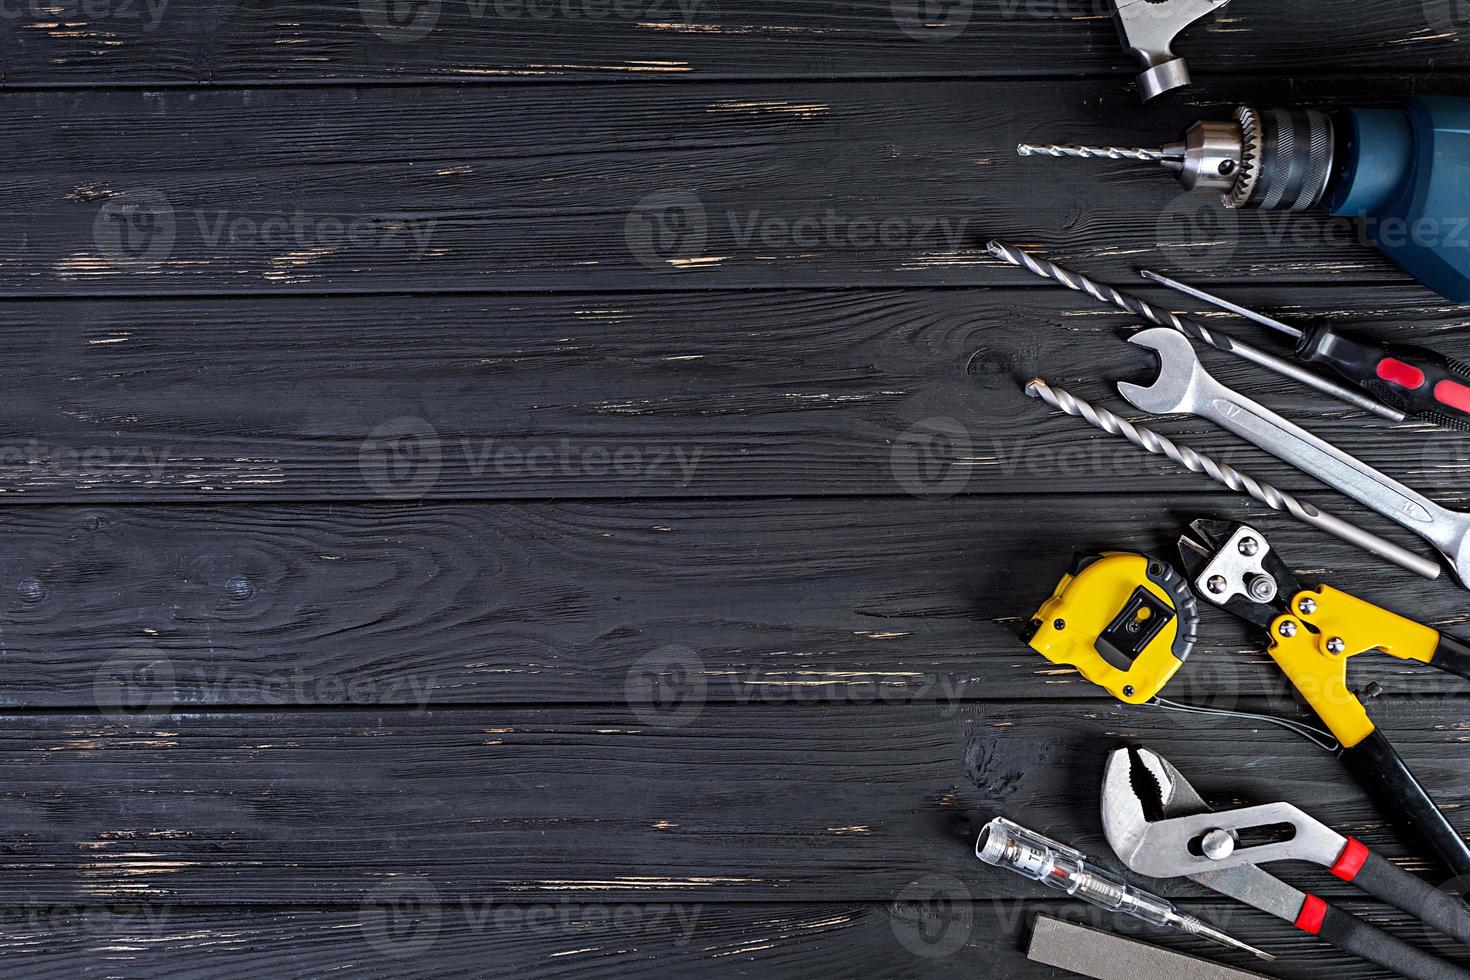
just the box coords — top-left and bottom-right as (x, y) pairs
(1020, 98), (1470, 304)
(1140, 268), (1470, 429)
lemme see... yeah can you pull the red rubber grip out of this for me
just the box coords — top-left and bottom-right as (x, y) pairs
(1330, 837), (1370, 881)
(1377, 357), (1426, 390)
(1435, 379), (1470, 414)
(1295, 894), (1328, 935)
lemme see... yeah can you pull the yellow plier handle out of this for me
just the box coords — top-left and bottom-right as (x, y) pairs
(1266, 585), (1446, 748)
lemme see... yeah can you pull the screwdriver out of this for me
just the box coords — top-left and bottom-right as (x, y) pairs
(1141, 269), (1470, 430)
(976, 817), (1275, 961)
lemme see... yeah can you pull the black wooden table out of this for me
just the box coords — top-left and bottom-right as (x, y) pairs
(1, 2), (1469, 976)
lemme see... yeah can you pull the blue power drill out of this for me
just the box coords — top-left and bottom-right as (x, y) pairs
(1019, 98), (1470, 304)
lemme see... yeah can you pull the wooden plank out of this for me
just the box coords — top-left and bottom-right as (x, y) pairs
(1, 495), (1467, 708)
(0, 900), (1443, 979)
(8, 77), (1466, 296)
(0, 1), (1463, 85)
(0, 700), (1465, 903)
(0, 286), (1467, 501)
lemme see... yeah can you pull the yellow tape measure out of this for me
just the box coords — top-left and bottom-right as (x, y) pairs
(1022, 551), (1199, 704)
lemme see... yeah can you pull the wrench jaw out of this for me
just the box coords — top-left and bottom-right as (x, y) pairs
(1118, 327), (1206, 416)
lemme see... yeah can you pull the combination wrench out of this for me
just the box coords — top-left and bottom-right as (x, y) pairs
(1118, 327), (1470, 588)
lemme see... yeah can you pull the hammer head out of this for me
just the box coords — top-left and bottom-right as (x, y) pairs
(1117, 328), (1205, 416)
(1112, 0), (1232, 101)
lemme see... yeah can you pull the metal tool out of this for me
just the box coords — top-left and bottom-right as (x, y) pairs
(1179, 518), (1470, 878)
(1108, 0), (1232, 101)
(1141, 269), (1470, 430)
(1027, 916), (1270, 980)
(1017, 98), (1470, 303)
(1021, 550), (1199, 704)
(976, 817), (1272, 960)
(1103, 747), (1470, 980)
(1119, 327), (1470, 587)
(1024, 379), (1440, 578)
(987, 241), (1404, 422)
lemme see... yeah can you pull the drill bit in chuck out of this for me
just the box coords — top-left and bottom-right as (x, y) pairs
(1023, 378), (1440, 580)
(1017, 143), (1173, 163)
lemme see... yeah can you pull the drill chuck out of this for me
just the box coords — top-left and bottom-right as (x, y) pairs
(1157, 106), (1336, 211)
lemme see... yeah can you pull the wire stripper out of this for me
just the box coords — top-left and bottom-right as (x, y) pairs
(1179, 517), (1470, 879)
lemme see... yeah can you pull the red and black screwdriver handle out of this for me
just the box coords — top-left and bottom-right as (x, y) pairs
(1298, 322), (1470, 426)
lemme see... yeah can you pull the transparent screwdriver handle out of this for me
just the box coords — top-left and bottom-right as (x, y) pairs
(976, 817), (1177, 927)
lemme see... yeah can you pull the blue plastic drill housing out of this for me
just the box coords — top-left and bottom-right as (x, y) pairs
(1322, 98), (1470, 303)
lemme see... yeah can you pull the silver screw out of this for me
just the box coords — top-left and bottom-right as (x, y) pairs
(1326, 637), (1347, 655)
(1207, 575), (1227, 594)
(1278, 620), (1298, 638)
(1297, 597), (1317, 615)
(1238, 537), (1260, 557)
(1201, 829), (1236, 861)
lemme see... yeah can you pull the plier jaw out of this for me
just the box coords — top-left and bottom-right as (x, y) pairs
(1177, 517), (1300, 630)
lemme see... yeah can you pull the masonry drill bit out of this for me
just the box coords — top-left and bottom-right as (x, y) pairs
(1017, 143), (1174, 163)
(986, 240), (1405, 422)
(1023, 378), (1440, 579)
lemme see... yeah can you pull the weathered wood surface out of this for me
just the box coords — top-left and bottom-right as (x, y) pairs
(0, 701), (1464, 906)
(0, 495), (1465, 709)
(0, 900), (1454, 980)
(9, 77), (1470, 297)
(0, 287), (1466, 502)
(0, 0), (1463, 85)
(3, 4), (1466, 978)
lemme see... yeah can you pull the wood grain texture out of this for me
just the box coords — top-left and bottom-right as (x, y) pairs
(0, 1), (1463, 85)
(0, 700), (1463, 904)
(0, 286), (1468, 501)
(0, 900), (1450, 980)
(9, 77), (1469, 296)
(0, 496), (1466, 709)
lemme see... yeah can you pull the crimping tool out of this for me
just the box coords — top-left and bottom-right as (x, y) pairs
(1179, 517), (1470, 878)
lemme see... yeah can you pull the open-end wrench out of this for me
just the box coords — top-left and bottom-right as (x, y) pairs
(1117, 327), (1470, 588)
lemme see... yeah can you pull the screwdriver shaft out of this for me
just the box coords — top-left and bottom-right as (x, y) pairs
(1140, 268), (1304, 341)
(1024, 378), (1441, 580)
(1017, 143), (1170, 162)
(987, 240), (1405, 422)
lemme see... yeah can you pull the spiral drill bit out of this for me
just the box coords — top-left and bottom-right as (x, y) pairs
(986, 240), (1404, 423)
(1023, 378), (1440, 580)
(1017, 143), (1172, 163)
